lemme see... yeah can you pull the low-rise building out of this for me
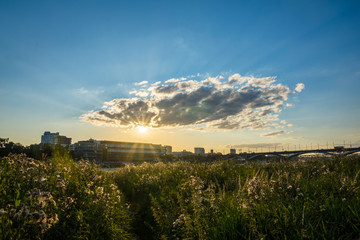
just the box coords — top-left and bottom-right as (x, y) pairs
(194, 147), (205, 155)
(172, 150), (193, 158)
(73, 139), (168, 164)
(101, 140), (164, 164)
(73, 139), (102, 162)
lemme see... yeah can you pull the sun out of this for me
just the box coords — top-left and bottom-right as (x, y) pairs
(136, 125), (149, 133)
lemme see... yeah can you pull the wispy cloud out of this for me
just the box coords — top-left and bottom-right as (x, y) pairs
(295, 83), (305, 93)
(81, 73), (304, 129)
(73, 87), (104, 96)
(134, 80), (148, 86)
(261, 130), (285, 137)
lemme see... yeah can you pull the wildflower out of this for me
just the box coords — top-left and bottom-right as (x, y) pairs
(104, 193), (110, 200)
(320, 205), (326, 212)
(173, 214), (185, 228)
(96, 187), (104, 195)
(0, 209), (6, 216)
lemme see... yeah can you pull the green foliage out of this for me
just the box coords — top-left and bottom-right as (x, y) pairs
(0, 154), (133, 240)
(1, 154), (360, 239)
(112, 157), (360, 239)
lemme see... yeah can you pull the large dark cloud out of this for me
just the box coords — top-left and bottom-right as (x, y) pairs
(81, 74), (304, 130)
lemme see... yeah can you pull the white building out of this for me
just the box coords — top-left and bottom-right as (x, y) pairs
(41, 131), (71, 146)
(194, 147), (205, 155)
(164, 145), (172, 154)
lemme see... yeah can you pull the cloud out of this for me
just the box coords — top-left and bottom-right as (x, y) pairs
(81, 73), (303, 130)
(295, 83), (305, 93)
(261, 130), (285, 137)
(134, 81), (148, 86)
(129, 90), (149, 97)
(73, 87), (105, 98)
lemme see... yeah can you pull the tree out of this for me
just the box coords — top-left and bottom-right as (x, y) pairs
(0, 138), (25, 156)
(0, 138), (9, 148)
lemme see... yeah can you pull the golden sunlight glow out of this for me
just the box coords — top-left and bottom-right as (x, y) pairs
(136, 126), (149, 133)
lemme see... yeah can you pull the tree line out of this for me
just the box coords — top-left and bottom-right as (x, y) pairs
(0, 137), (68, 160)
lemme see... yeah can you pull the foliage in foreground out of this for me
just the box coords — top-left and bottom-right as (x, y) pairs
(1, 154), (360, 239)
(112, 156), (360, 239)
(0, 153), (133, 240)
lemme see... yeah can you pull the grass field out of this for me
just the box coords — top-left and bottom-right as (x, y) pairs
(1, 153), (360, 239)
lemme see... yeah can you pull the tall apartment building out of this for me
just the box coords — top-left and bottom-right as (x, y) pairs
(41, 131), (71, 146)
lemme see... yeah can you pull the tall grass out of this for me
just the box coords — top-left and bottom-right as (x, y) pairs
(1, 154), (360, 239)
(0, 153), (133, 240)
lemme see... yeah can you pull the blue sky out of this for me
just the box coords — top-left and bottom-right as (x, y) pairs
(1, 0), (360, 151)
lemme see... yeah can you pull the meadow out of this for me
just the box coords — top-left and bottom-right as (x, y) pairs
(1, 153), (359, 239)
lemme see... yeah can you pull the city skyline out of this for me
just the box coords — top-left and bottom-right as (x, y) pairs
(1, 1), (360, 152)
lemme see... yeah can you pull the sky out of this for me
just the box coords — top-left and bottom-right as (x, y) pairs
(1, 0), (360, 152)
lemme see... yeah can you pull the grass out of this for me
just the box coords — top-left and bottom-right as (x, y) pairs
(1, 153), (360, 239)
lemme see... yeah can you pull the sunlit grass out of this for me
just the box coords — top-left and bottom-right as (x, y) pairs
(1, 154), (360, 239)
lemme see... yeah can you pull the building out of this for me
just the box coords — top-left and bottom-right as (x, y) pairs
(194, 147), (205, 155)
(73, 139), (168, 164)
(230, 149), (236, 155)
(172, 150), (193, 158)
(101, 140), (164, 164)
(41, 131), (71, 147)
(73, 139), (102, 162)
(164, 145), (172, 154)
